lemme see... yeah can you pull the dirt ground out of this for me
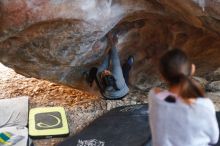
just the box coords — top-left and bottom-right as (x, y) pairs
(0, 63), (100, 107)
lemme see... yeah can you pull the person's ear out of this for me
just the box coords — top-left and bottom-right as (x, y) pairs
(191, 64), (196, 76)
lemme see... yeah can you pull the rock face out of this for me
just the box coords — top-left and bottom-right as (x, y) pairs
(1, 0), (220, 93)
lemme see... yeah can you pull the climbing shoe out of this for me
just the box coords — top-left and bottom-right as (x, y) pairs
(86, 67), (98, 87)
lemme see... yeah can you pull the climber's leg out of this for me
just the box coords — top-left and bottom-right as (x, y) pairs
(122, 64), (130, 85)
(111, 47), (126, 88)
(122, 55), (134, 85)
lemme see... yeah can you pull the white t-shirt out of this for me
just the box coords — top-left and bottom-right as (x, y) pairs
(149, 89), (219, 146)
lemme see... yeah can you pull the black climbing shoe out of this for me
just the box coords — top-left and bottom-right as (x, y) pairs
(86, 67), (98, 87)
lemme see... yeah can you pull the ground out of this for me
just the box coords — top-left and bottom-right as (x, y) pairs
(1, 63), (220, 146)
(0, 63), (148, 146)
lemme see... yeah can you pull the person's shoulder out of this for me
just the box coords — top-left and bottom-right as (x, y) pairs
(197, 97), (215, 113)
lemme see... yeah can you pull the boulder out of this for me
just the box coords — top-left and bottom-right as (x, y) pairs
(206, 67), (220, 81)
(207, 81), (220, 92)
(1, 0), (220, 93)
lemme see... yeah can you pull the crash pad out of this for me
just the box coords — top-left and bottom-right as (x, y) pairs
(214, 112), (220, 146)
(29, 107), (69, 139)
(0, 96), (30, 146)
(0, 96), (28, 128)
(58, 104), (220, 146)
(58, 104), (150, 146)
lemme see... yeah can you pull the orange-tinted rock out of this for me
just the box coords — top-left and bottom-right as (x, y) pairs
(0, 0), (220, 92)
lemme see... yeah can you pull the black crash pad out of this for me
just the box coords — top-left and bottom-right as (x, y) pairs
(58, 104), (220, 146)
(215, 112), (220, 146)
(58, 104), (150, 146)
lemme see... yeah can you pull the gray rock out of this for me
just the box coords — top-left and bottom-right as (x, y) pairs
(206, 67), (220, 82)
(212, 68), (220, 81)
(135, 73), (163, 91)
(206, 81), (220, 92)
